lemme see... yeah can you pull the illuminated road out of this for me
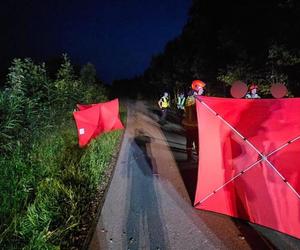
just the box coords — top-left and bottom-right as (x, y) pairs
(89, 100), (299, 250)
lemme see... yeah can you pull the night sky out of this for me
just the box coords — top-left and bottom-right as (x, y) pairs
(1, 0), (192, 83)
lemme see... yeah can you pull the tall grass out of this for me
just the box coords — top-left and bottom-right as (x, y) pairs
(0, 55), (125, 249)
(0, 111), (124, 250)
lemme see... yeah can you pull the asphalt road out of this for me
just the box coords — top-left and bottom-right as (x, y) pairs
(89, 100), (300, 250)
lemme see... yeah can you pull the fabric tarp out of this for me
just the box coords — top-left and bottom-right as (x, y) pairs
(194, 96), (300, 238)
(73, 98), (124, 147)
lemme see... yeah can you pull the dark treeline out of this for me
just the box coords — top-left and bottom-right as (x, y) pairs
(113, 0), (300, 98)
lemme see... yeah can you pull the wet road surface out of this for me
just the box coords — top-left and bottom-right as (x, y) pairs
(89, 101), (300, 250)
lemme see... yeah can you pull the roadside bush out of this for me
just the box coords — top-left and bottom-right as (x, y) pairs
(0, 55), (125, 249)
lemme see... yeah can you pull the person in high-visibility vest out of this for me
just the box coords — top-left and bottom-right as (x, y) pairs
(182, 80), (206, 161)
(177, 92), (186, 110)
(176, 91), (186, 119)
(158, 92), (170, 124)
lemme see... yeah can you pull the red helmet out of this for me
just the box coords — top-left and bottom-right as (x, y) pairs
(249, 83), (258, 91)
(191, 80), (206, 91)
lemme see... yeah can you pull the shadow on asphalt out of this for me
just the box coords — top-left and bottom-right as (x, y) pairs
(123, 128), (170, 249)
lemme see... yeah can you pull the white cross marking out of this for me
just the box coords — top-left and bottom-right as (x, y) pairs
(195, 97), (300, 206)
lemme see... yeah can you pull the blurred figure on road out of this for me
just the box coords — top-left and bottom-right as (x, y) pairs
(158, 92), (170, 124)
(182, 80), (206, 161)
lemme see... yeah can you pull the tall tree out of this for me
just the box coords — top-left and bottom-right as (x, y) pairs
(80, 62), (97, 86)
(139, 0), (300, 97)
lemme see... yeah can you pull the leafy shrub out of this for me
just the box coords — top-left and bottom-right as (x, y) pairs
(0, 54), (124, 249)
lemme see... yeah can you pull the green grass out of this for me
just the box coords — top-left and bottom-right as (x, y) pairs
(0, 107), (126, 249)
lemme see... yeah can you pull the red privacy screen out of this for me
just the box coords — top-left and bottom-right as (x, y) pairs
(195, 96), (300, 238)
(73, 99), (124, 147)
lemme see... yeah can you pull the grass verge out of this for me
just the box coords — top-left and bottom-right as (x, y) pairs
(0, 106), (126, 249)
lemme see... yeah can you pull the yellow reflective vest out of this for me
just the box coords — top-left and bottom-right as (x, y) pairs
(161, 97), (170, 108)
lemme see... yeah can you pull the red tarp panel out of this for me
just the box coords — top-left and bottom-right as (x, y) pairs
(98, 99), (124, 133)
(73, 105), (102, 147)
(76, 103), (94, 111)
(73, 99), (124, 147)
(194, 96), (300, 238)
